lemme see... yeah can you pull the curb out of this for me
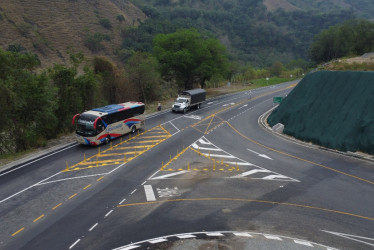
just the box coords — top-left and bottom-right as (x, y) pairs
(259, 107), (374, 163)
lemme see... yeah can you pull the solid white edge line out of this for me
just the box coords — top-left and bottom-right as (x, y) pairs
(69, 239), (81, 249)
(0, 144), (77, 177)
(34, 173), (107, 186)
(0, 172), (61, 204)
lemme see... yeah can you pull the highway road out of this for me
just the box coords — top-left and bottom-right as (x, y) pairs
(1, 81), (373, 250)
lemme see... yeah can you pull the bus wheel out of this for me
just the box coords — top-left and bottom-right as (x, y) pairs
(105, 136), (110, 144)
(131, 126), (136, 134)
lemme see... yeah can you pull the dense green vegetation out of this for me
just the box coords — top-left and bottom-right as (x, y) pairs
(124, 0), (354, 66)
(153, 29), (229, 90)
(0, 48), (163, 154)
(309, 19), (374, 64)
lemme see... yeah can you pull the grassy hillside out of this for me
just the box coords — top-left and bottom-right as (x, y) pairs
(0, 0), (146, 67)
(268, 71), (374, 155)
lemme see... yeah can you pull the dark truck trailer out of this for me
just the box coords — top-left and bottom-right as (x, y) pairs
(172, 88), (206, 113)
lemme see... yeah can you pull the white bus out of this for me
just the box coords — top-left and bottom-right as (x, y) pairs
(72, 102), (145, 146)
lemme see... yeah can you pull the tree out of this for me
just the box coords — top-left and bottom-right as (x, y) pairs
(309, 19), (374, 64)
(126, 52), (162, 104)
(269, 61), (283, 77)
(153, 29), (229, 90)
(0, 49), (57, 152)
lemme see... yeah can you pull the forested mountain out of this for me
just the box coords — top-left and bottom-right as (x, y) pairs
(125, 0), (372, 66)
(285, 0), (374, 20)
(0, 0), (373, 67)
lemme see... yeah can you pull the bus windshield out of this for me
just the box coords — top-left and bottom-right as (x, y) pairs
(76, 114), (99, 136)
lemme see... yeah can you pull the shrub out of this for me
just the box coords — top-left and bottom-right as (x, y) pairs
(99, 18), (112, 29)
(84, 33), (111, 52)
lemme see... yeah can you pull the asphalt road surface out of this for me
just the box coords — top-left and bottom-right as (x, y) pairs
(1, 81), (373, 250)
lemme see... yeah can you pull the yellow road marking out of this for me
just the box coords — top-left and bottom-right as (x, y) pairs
(117, 198), (374, 222)
(63, 124), (171, 172)
(68, 193), (77, 199)
(52, 203), (62, 210)
(11, 227), (25, 237)
(83, 184), (91, 190)
(33, 214), (45, 223)
(97, 176), (104, 181)
(226, 122), (374, 185)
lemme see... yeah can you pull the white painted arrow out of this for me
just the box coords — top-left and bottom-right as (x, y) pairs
(247, 149), (273, 160)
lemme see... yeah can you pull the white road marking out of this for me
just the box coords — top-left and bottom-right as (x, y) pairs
(192, 136), (299, 182)
(105, 209), (114, 217)
(247, 148), (273, 160)
(141, 181), (147, 185)
(239, 104), (248, 109)
(185, 115), (202, 120)
(149, 238), (168, 244)
(206, 232), (224, 236)
(190, 144), (222, 151)
(130, 189), (137, 195)
(144, 185), (156, 201)
(264, 235), (282, 240)
(168, 121), (180, 135)
(0, 144), (77, 177)
(206, 154), (236, 159)
(207, 102), (213, 104)
(294, 240), (314, 247)
(34, 173), (106, 186)
(0, 172), (61, 204)
(69, 239), (81, 249)
(119, 198), (127, 205)
(322, 230), (374, 247)
(150, 170), (190, 180)
(230, 169), (271, 178)
(177, 234), (196, 239)
(89, 223), (98, 231)
(224, 161), (255, 166)
(233, 232), (253, 237)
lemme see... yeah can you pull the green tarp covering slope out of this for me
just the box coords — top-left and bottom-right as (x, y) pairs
(268, 71), (374, 155)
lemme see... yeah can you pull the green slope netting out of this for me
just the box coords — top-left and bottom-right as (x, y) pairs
(268, 71), (374, 155)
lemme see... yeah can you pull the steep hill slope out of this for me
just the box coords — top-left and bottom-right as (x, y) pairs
(286, 0), (374, 19)
(0, 0), (145, 67)
(268, 71), (374, 155)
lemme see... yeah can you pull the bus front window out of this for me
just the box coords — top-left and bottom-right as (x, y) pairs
(76, 114), (98, 137)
